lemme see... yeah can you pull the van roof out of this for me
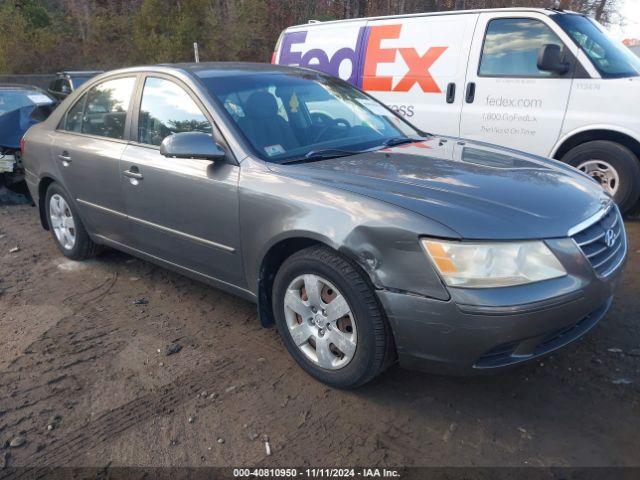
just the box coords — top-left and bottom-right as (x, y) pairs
(285, 7), (577, 29)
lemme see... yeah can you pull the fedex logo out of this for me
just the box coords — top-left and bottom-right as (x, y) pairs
(278, 24), (447, 94)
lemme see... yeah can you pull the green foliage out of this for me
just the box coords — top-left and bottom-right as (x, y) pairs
(23, 0), (51, 29)
(0, 0), (621, 74)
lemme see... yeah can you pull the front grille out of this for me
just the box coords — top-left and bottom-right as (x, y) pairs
(571, 205), (626, 277)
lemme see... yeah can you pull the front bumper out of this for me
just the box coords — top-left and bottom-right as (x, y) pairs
(377, 237), (626, 375)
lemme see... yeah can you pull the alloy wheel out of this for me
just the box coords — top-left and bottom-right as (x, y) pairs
(49, 193), (76, 250)
(283, 274), (357, 370)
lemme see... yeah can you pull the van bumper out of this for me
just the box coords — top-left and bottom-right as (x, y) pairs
(377, 261), (624, 375)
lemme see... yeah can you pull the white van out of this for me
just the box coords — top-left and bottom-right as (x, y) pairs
(273, 8), (640, 213)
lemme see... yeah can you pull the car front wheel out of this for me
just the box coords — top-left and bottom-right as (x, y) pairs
(272, 245), (393, 388)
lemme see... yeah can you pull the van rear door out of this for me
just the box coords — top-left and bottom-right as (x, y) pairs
(459, 11), (578, 157)
(362, 13), (478, 137)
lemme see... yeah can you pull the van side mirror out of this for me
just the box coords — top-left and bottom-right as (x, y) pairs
(537, 44), (570, 75)
(160, 132), (226, 161)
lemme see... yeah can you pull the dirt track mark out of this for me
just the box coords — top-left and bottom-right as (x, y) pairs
(1, 358), (234, 476)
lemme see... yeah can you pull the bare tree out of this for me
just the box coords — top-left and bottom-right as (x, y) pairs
(594, 0), (610, 22)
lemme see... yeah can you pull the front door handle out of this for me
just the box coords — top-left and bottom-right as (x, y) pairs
(123, 167), (143, 185)
(465, 82), (476, 103)
(446, 82), (456, 104)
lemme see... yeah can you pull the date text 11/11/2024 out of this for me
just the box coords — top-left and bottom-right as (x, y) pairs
(232, 468), (402, 478)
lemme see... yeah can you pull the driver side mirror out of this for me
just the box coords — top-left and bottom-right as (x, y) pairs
(537, 44), (570, 75)
(160, 132), (226, 161)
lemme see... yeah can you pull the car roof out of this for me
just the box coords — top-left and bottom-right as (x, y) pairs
(97, 62), (311, 79)
(165, 61), (304, 76)
(57, 71), (103, 76)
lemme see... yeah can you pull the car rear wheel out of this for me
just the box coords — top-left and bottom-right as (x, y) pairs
(272, 245), (393, 388)
(46, 183), (100, 260)
(562, 140), (640, 213)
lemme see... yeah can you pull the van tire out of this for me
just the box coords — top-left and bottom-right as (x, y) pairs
(561, 141), (640, 213)
(45, 182), (101, 260)
(272, 245), (393, 388)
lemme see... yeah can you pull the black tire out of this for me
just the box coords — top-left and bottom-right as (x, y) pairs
(561, 140), (640, 213)
(45, 182), (101, 260)
(272, 245), (394, 388)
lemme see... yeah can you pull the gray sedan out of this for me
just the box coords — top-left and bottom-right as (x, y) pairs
(21, 63), (626, 388)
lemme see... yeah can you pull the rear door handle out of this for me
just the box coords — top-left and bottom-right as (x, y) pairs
(446, 83), (456, 104)
(123, 167), (143, 185)
(465, 82), (476, 103)
(57, 152), (71, 165)
(123, 170), (143, 180)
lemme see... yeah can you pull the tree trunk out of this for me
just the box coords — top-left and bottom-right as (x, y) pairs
(595, 0), (608, 21)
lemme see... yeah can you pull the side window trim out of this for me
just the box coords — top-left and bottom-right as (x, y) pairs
(134, 75), (212, 147)
(129, 73), (237, 164)
(56, 73), (140, 143)
(477, 16), (574, 79)
(58, 92), (87, 131)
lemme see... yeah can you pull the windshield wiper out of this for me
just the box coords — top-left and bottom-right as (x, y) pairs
(282, 148), (364, 164)
(281, 136), (427, 164)
(380, 136), (423, 147)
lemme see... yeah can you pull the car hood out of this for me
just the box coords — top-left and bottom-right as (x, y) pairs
(268, 137), (611, 240)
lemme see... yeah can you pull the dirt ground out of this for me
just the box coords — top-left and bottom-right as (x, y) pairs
(0, 199), (639, 470)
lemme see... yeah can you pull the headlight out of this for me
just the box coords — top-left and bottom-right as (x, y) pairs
(421, 239), (566, 288)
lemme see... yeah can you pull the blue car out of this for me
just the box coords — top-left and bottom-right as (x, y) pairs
(0, 84), (56, 190)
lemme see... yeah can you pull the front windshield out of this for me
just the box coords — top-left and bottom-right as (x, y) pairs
(0, 89), (54, 115)
(198, 71), (422, 162)
(554, 14), (640, 78)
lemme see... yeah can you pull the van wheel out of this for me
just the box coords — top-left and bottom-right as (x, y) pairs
(45, 183), (100, 260)
(562, 141), (640, 213)
(272, 245), (393, 388)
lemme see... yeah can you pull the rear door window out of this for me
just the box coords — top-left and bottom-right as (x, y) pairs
(81, 77), (136, 139)
(479, 18), (565, 77)
(137, 77), (212, 146)
(60, 77), (136, 139)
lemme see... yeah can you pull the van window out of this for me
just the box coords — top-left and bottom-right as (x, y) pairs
(71, 77), (136, 139)
(137, 77), (212, 146)
(479, 18), (565, 77)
